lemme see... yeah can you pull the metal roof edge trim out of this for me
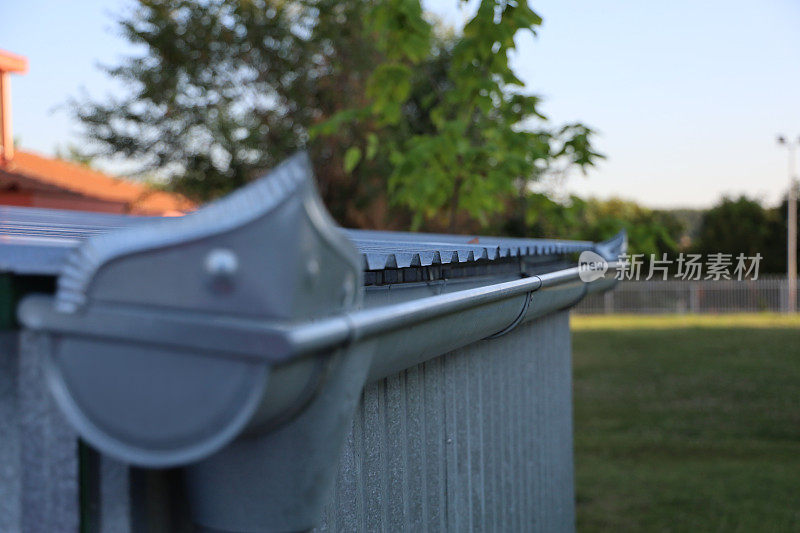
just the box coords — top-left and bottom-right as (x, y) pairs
(55, 151), (312, 312)
(346, 229), (599, 270)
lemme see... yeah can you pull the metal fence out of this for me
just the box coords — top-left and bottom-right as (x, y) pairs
(575, 275), (797, 314)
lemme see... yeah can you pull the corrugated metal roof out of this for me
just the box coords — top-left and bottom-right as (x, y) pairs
(348, 230), (593, 270)
(0, 207), (139, 275)
(0, 205), (594, 276)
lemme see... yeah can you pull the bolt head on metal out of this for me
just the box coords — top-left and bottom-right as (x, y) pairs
(205, 249), (239, 278)
(306, 258), (320, 285)
(341, 275), (355, 307)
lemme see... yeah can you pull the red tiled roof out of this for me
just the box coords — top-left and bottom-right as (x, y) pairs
(0, 150), (196, 215)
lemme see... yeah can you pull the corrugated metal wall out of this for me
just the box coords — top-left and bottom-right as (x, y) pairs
(4, 311), (575, 532)
(2, 331), (80, 533)
(316, 310), (575, 532)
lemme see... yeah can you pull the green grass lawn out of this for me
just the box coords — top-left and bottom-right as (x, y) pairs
(571, 314), (800, 532)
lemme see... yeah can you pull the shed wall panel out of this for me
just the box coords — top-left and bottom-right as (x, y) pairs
(316, 310), (574, 532)
(6, 311), (575, 532)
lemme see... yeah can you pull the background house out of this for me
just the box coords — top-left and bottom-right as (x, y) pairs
(0, 49), (193, 216)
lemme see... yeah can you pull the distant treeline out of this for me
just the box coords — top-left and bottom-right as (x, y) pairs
(500, 194), (793, 274)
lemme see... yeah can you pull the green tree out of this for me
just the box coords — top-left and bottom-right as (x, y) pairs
(695, 196), (770, 256)
(503, 194), (684, 259)
(695, 195), (792, 274)
(74, 0), (601, 232)
(579, 198), (682, 258)
(74, 0), (390, 227)
(327, 0), (602, 230)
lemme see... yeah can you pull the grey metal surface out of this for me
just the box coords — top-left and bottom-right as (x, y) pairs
(0, 331), (80, 533)
(316, 311), (574, 532)
(96, 456), (133, 533)
(0, 332), (21, 533)
(2, 330), (136, 533)
(185, 342), (377, 532)
(18, 153), (363, 469)
(18, 263), (617, 369)
(0, 206), (598, 277)
(3, 310), (576, 533)
(10, 151), (621, 532)
(53, 153), (362, 314)
(16, 149), (621, 469)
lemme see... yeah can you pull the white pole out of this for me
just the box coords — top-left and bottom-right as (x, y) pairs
(788, 145), (797, 313)
(778, 136), (798, 313)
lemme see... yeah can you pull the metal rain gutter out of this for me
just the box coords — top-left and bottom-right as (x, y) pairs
(17, 152), (625, 533)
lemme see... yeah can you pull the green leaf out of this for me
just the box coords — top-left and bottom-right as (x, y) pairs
(366, 133), (379, 160)
(344, 146), (362, 173)
(367, 63), (413, 124)
(309, 109), (361, 139)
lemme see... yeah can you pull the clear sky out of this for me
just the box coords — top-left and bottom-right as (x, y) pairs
(2, 0), (800, 208)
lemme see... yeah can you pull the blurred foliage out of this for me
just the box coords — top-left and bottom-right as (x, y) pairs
(74, 0), (392, 228)
(499, 192), (795, 274)
(73, 0), (601, 231)
(500, 193), (684, 259)
(323, 0), (603, 230)
(695, 196), (772, 259)
(694, 195), (793, 273)
(54, 143), (97, 168)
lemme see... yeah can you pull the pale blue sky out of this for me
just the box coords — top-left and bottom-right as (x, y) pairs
(2, 0), (799, 208)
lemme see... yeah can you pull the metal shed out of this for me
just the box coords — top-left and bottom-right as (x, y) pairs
(0, 153), (624, 532)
